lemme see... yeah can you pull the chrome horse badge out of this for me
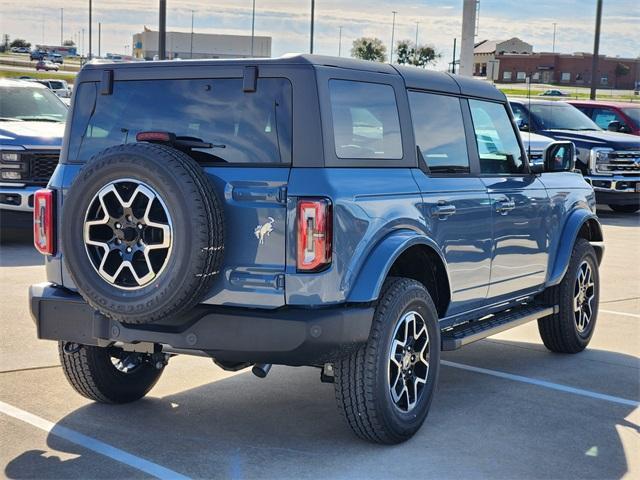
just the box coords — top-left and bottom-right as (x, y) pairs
(254, 217), (275, 245)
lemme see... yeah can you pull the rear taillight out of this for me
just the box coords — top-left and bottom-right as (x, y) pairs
(297, 198), (332, 272)
(33, 189), (54, 255)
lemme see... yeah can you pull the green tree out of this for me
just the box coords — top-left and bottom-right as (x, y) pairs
(351, 37), (387, 62)
(395, 40), (441, 68)
(63, 39), (75, 47)
(9, 38), (30, 49)
(614, 62), (630, 88)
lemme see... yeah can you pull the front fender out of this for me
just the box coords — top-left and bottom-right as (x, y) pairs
(347, 230), (447, 303)
(547, 209), (604, 287)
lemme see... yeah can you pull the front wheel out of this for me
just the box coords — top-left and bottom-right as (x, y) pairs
(538, 238), (599, 353)
(59, 342), (165, 403)
(608, 204), (639, 214)
(334, 277), (440, 444)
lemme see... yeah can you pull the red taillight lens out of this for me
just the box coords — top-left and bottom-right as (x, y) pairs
(297, 198), (332, 272)
(33, 189), (54, 255)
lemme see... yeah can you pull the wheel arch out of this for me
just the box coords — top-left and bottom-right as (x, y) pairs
(547, 210), (604, 287)
(346, 230), (451, 318)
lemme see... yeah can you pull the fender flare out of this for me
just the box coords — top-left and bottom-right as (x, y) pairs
(346, 229), (449, 303)
(547, 209), (604, 287)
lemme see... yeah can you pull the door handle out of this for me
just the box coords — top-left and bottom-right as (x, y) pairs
(433, 203), (456, 219)
(496, 198), (516, 215)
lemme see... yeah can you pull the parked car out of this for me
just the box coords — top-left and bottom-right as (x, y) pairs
(46, 53), (64, 64)
(510, 98), (640, 213)
(35, 60), (59, 72)
(567, 100), (640, 136)
(28, 79), (72, 98)
(30, 50), (47, 61)
(11, 46), (30, 54)
(539, 89), (568, 97)
(30, 55), (603, 444)
(0, 79), (66, 238)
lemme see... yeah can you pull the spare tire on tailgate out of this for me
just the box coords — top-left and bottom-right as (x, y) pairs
(61, 143), (224, 324)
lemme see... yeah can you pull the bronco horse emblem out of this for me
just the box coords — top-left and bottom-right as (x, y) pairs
(254, 217), (275, 245)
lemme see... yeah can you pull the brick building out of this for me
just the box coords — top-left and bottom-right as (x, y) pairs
(495, 52), (640, 89)
(473, 38), (533, 77)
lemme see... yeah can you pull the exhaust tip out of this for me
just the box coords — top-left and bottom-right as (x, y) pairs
(251, 363), (272, 378)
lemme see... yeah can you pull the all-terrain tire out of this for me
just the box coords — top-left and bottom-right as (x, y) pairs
(61, 143), (224, 324)
(58, 342), (163, 403)
(608, 204), (639, 214)
(538, 238), (599, 353)
(334, 277), (440, 444)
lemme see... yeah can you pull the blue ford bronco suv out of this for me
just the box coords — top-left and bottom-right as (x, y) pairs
(30, 55), (604, 444)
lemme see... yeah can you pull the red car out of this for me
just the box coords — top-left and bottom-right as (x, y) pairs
(567, 100), (640, 136)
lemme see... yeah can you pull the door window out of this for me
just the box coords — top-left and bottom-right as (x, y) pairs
(328, 80), (402, 160)
(591, 108), (625, 130)
(469, 99), (525, 175)
(408, 91), (469, 173)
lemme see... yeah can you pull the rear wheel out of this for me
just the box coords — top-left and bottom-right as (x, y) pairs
(608, 204), (639, 214)
(334, 277), (440, 444)
(58, 342), (164, 403)
(538, 238), (599, 353)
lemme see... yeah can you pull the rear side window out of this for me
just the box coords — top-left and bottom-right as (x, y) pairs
(70, 77), (292, 164)
(469, 99), (524, 175)
(408, 91), (469, 173)
(329, 80), (402, 160)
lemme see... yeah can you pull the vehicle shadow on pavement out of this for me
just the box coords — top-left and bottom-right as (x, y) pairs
(0, 242), (43, 267)
(4, 344), (638, 479)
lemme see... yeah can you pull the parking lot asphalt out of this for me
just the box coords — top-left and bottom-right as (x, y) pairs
(0, 207), (638, 480)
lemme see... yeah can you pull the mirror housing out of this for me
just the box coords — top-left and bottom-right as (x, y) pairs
(543, 141), (576, 172)
(607, 120), (622, 132)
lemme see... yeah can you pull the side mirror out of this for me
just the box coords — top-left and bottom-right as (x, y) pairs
(607, 120), (622, 132)
(516, 118), (529, 131)
(543, 141), (576, 172)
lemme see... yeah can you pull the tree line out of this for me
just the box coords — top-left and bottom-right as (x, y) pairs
(351, 37), (440, 67)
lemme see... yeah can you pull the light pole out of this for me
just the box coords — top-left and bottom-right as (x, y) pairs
(190, 10), (194, 58)
(414, 22), (419, 63)
(60, 9), (63, 45)
(310, 0), (315, 54)
(552, 22), (557, 53)
(251, 0), (256, 56)
(159, 0), (167, 60)
(590, 0), (603, 100)
(338, 26), (342, 56)
(89, 0), (92, 58)
(390, 11), (397, 63)
(82, 28), (85, 57)
(98, 22), (101, 57)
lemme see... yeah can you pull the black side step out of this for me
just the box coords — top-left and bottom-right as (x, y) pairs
(441, 304), (556, 351)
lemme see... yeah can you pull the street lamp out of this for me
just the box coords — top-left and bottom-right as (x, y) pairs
(190, 10), (194, 59)
(338, 26), (342, 57)
(390, 11), (397, 63)
(310, 0), (315, 54)
(251, 0), (256, 57)
(552, 22), (557, 53)
(414, 22), (419, 63)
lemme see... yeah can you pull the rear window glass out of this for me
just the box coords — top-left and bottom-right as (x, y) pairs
(329, 80), (402, 160)
(69, 78), (292, 164)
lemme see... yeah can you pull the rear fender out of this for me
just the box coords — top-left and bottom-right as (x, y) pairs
(547, 210), (604, 287)
(347, 230), (448, 303)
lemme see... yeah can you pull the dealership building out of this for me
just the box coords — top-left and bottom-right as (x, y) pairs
(132, 29), (271, 60)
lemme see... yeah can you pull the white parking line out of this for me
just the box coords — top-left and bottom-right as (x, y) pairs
(442, 361), (639, 407)
(0, 400), (190, 480)
(600, 309), (640, 319)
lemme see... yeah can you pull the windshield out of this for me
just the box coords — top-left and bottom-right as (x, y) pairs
(621, 108), (640, 129)
(528, 103), (600, 131)
(0, 85), (67, 122)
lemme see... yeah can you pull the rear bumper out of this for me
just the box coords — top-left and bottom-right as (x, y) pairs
(29, 282), (374, 366)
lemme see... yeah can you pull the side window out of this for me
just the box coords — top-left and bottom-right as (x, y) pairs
(469, 99), (525, 175)
(328, 80), (402, 159)
(408, 91), (469, 173)
(510, 103), (529, 129)
(591, 108), (624, 130)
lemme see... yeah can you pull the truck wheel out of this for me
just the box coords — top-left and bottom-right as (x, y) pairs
(538, 238), (599, 353)
(608, 204), (639, 214)
(334, 277), (440, 444)
(61, 143), (224, 324)
(58, 342), (163, 403)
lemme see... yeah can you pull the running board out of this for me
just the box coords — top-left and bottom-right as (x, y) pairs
(441, 304), (556, 351)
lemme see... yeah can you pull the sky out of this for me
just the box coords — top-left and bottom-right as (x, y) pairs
(0, 0), (638, 70)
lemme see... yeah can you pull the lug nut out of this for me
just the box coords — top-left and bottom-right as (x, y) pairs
(137, 223), (143, 229)
(126, 247), (132, 253)
(126, 215), (132, 222)
(115, 222), (121, 229)
(115, 239), (121, 245)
